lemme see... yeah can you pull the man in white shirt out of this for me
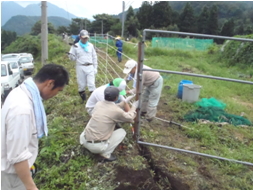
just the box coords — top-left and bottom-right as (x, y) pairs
(86, 78), (132, 116)
(68, 30), (98, 102)
(1, 64), (69, 190)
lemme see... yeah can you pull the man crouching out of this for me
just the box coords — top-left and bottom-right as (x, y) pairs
(80, 86), (138, 162)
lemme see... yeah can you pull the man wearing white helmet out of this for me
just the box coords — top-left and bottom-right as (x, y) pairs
(123, 60), (163, 121)
(68, 30), (98, 103)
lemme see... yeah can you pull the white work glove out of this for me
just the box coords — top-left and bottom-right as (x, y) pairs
(125, 94), (136, 103)
(94, 68), (97, 74)
(132, 100), (139, 108)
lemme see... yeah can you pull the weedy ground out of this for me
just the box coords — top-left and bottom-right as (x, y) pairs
(24, 35), (253, 190)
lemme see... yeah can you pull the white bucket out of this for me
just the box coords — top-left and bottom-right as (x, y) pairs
(182, 84), (202, 103)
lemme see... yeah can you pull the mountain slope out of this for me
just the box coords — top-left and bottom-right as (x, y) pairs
(1, 1), (24, 26)
(1, 1), (77, 26)
(2, 15), (71, 36)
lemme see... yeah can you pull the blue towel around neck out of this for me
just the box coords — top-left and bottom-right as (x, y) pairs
(79, 40), (89, 52)
(24, 77), (48, 138)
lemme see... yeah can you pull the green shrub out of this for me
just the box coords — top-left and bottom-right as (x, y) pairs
(220, 34), (253, 67)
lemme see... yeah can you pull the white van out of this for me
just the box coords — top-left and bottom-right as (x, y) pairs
(1, 61), (21, 104)
(8, 59), (25, 80)
(18, 56), (34, 75)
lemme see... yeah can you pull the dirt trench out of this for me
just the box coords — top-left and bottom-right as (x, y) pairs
(113, 141), (190, 190)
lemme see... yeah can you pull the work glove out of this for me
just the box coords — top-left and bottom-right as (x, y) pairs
(132, 100), (139, 108)
(94, 68), (97, 75)
(125, 95), (136, 103)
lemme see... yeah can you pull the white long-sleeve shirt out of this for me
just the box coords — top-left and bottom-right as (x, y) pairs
(68, 42), (98, 70)
(1, 84), (38, 173)
(85, 84), (126, 108)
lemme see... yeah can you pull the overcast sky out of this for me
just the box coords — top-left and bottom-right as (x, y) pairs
(13, 1), (143, 20)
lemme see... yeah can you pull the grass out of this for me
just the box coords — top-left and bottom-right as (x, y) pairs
(3, 34), (253, 189)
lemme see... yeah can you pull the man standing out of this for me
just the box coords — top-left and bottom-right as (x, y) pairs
(68, 30), (98, 102)
(80, 86), (138, 162)
(123, 60), (163, 122)
(1, 63), (69, 190)
(115, 36), (123, 62)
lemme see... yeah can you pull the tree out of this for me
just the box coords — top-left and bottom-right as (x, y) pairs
(30, 21), (56, 35)
(110, 22), (122, 36)
(91, 14), (120, 35)
(57, 26), (69, 35)
(220, 19), (234, 37)
(208, 5), (219, 35)
(136, 1), (153, 30)
(48, 23), (56, 34)
(152, 1), (172, 28)
(68, 18), (91, 35)
(244, 26), (253, 35)
(197, 6), (209, 34)
(1, 30), (17, 51)
(126, 5), (135, 21)
(171, 10), (180, 25)
(235, 24), (244, 35)
(125, 6), (139, 37)
(178, 2), (197, 33)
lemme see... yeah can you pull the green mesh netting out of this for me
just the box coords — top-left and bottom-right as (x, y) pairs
(184, 107), (252, 126)
(195, 97), (226, 109)
(152, 37), (213, 51)
(184, 98), (252, 126)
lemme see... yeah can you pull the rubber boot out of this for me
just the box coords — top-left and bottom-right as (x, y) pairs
(79, 91), (86, 103)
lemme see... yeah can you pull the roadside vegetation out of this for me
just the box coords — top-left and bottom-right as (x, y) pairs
(2, 34), (253, 189)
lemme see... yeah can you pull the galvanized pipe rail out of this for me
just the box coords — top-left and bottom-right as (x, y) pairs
(143, 69), (253, 85)
(138, 141), (253, 166)
(133, 29), (253, 166)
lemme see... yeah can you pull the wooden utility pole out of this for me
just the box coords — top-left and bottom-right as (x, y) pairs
(41, 1), (48, 65)
(121, 1), (125, 38)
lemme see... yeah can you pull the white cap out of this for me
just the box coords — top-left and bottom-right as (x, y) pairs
(123, 60), (137, 74)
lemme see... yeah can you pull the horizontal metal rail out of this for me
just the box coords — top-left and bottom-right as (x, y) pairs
(143, 29), (253, 42)
(138, 141), (253, 166)
(143, 68), (253, 85)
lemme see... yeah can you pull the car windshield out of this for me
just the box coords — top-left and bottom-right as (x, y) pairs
(2, 54), (19, 59)
(10, 62), (18, 69)
(1, 64), (7, 76)
(19, 57), (32, 64)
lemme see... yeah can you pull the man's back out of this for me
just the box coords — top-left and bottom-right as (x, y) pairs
(116, 40), (123, 48)
(85, 100), (135, 141)
(85, 84), (107, 108)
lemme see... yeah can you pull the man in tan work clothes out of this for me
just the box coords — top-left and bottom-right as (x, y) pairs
(80, 86), (138, 162)
(123, 59), (163, 122)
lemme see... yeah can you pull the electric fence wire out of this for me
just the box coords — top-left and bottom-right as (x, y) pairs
(89, 37), (134, 60)
(96, 53), (135, 92)
(91, 35), (187, 122)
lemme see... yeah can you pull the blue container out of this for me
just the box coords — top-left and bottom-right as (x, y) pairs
(177, 80), (193, 99)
